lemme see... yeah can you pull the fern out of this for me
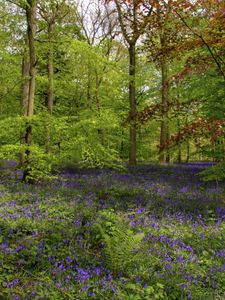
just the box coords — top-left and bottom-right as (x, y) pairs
(94, 210), (144, 274)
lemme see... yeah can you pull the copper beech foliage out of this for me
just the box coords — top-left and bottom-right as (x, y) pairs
(159, 118), (225, 151)
(124, 101), (173, 125)
(126, 110), (225, 152)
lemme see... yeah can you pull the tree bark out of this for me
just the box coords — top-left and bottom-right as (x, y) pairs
(177, 118), (182, 163)
(159, 58), (170, 163)
(21, 37), (30, 115)
(26, 0), (36, 118)
(129, 43), (137, 165)
(185, 118), (190, 163)
(186, 140), (190, 163)
(47, 22), (54, 114)
(20, 37), (30, 167)
(23, 0), (37, 182)
(176, 96), (181, 163)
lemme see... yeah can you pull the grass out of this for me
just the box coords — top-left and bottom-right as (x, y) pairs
(0, 163), (225, 299)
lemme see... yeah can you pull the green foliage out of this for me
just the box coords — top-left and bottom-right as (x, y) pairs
(93, 210), (144, 274)
(0, 115), (61, 181)
(0, 116), (25, 145)
(0, 110), (125, 181)
(200, 161), (225, 181)
(22, 145), (57, 182)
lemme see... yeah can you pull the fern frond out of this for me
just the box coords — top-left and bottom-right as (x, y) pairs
(94, 210), (144, 274)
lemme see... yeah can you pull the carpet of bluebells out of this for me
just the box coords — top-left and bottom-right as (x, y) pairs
(0, 162), (225, 299)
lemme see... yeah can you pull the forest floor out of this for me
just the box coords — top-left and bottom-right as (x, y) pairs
(0, 163), (225, 299)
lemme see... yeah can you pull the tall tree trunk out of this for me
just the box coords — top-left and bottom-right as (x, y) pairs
(177, 118), (182, 163)
(113, 0), (151, 165)
(45, 22), (55, 153)
(26, 1), (36, 118)
(159, 59), (170, 163)
(186, 140), (190, 163)
(176, 97), (181, 163)
(23, 0), (37, 182)
(47, 22), (54, 114)
(129, 43), (137, 165)
(185, 118), (190, 163)
(20, 37), (30, 167)
(21, 37), (30, 115)
(120, 129), (125, 158)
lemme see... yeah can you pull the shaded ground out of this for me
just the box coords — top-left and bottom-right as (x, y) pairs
(60, 163), (224, 219)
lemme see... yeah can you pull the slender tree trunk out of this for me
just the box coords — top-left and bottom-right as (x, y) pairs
(26, 1), (36, 118)
(21, 37), (30, 115)
(176, 97), (181, 163)
(113, 0), (149, 165)
(129, 43), (137, 165)
(177, 118), (182, 163)
(20, 37), (30, 167)
(185, 118), (190, 163)
(159, 59), (170, 163)
(120, 129), (124, 158)
(186, 140), (190, 163)
(47, 22), (54, 114)
(45, 22), (55, 153)
(23, 0), (37, 182)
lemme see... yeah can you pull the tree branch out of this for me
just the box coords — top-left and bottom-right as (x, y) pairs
(167, 2), (225, 82)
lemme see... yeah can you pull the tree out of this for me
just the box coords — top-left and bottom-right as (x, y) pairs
(144, 0), (190, 162)
(38, 0), (71, 114)
(106, 0), (152, 165)
(21, 0), (37, 181)
(25, 0), (36, 118)
(21, 36), (30, 115)
(75, 0), (118, 113)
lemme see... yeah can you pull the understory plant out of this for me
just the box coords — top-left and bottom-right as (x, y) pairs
(0, 164), (225, 299)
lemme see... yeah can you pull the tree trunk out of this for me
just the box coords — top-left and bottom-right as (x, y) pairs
(45, 22), (55, 153)
(177, 118), (182, 163)
(159, 59), (170, 163)
(20, 37), (30, 167)
(185, 118), (190, 163)
(23, 0), (37, 182)
(21, 37), (30, 115)
(26, 1), (36, 118)
(129, 43), (137, 165)
(186, 140), (190, 163)
(120, 129), (125, 158)
(47, 22), (54, 114)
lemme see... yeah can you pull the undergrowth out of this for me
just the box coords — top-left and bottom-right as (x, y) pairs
(0, 164), (225, 299)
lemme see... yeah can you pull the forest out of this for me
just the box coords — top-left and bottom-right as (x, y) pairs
(0, 0), (225, 299)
